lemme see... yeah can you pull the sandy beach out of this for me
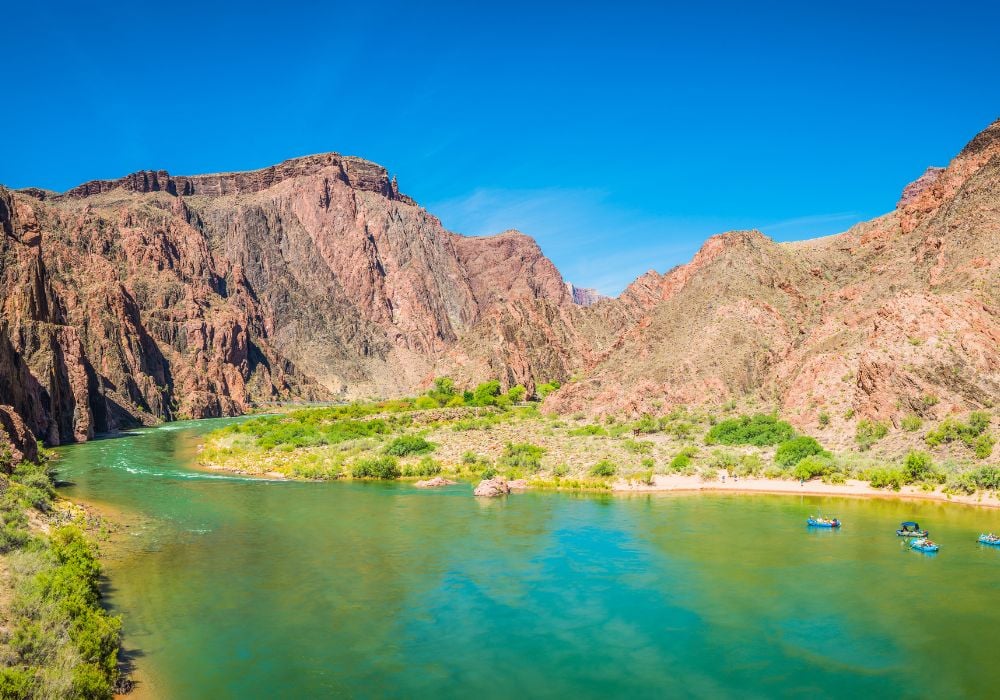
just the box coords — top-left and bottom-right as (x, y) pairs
(611, 473), (1000, 509)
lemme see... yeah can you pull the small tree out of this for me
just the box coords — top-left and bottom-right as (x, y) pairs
(507, 385), (527, 404)
(902, 450), (935, 483)
(775, 436), (826, 467)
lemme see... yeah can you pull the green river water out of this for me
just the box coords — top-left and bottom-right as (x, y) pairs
(53, 419), (1000, 698)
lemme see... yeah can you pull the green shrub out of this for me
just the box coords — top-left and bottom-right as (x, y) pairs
(669, 447), (697, 471)
(855, 419), (889, 450)
(867, 466), (904, 490)
(709, 449), (739, 472)
(536, 381), (561, 399)
(633, 415), (659, 434)
(404, 456), (442, 477)
(506, 385), (527, 403)
(967, 465), (1000, 491)
(902, 451), (936, 483)
(622, 439), (653, 454)
(413, 395), (438, 410)
(351, 456), (401, 479)
(471, 381), (502, 406)
(384, 435), (435, 456)
(775, 436), (827, 467)
(498, 443), (545, 473)
(734, 454), (764, 477)
(590, 460), (617, 477)
(568, 424), (607, 437)
(705, 414), (794, 446)
(926, 412), (992, 457)
(791, 455), (835, 481)
(947, 473), (977, 494)
(0, 668), (35, 699)
(427, 377), (457, 405)
(763, 465), (787, 479)
(818, 411), (830, 427)
(974, 434), (995, 459)
(901, 415), (923, 432)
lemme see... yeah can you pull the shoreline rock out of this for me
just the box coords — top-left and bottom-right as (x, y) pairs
(415, 476), (457, 488)
(474, 478), (511, 497)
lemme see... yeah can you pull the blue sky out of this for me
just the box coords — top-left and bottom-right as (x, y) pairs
(2, 1), (997, 294)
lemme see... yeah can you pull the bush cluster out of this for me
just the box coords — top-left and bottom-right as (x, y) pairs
(498, 443), (546, 474)
(351, 456), (401, 480)
(855, 419), (889, 451)
(925, 412), (994, 459)
(384, 435), (435, 456)
(589, 459), (617, 477)
(774, 436), (827, 467)
(705, 414), (794, 446)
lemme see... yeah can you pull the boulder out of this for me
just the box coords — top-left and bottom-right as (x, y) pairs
(414, 476), (457, 488)
(473, 478), (511, 497)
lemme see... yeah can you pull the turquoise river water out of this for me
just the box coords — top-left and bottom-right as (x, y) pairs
(53, 418), (1000, 698)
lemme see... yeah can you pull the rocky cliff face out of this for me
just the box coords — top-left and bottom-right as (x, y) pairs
(565, 283), (605, 306)
(1, 120), (998, 449)
(0, 156), (577, 445)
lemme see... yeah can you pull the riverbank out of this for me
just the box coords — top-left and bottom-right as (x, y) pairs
(609, 473), (1000, 509)
(195, 392), (1000, 506)
(0, 460), (125, 698)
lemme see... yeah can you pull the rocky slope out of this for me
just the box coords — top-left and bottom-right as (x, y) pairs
(546, 119), (1000, 437)
(1, 120), (998, 450)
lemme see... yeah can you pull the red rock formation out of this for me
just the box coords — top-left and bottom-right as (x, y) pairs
(1, 118), (998, 447)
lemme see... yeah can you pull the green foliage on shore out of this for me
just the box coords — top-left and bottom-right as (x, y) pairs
(866, 466), (905, 490)
(0, 462), (122, 699)
(925, 411), (987, 445)
(705, 414), (794, 446)
(384, 435), (435, 456)
(351, 456), (401, 480)
(403, 456), (442, 477)
(775, 436), (827, 467)
(589, 459), (617, 477)
(947, 465), (1000, 494)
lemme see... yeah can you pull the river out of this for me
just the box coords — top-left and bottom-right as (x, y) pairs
(53, 418), (1000, 698)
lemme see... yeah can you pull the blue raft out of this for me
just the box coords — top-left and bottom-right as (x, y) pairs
(910, 538), (940, 553)
(978, 534), (1000, 546)
(807, 516), (841, 528)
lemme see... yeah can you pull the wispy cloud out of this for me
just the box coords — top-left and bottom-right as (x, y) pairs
(429, 187), (722, 295)
(428, 188), (868, 295)
(759, 211), (864, 239)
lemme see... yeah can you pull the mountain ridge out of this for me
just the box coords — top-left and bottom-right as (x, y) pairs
(1, 118), (998, 452)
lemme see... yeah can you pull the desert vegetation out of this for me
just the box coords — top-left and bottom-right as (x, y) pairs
(195, 379), (999, 501)
(0, 452), (122, 699)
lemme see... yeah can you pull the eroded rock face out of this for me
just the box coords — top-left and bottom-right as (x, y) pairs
(473, 478), (511, 497)
(0, 155), (582, 445)
(0, 405), (38, 468)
